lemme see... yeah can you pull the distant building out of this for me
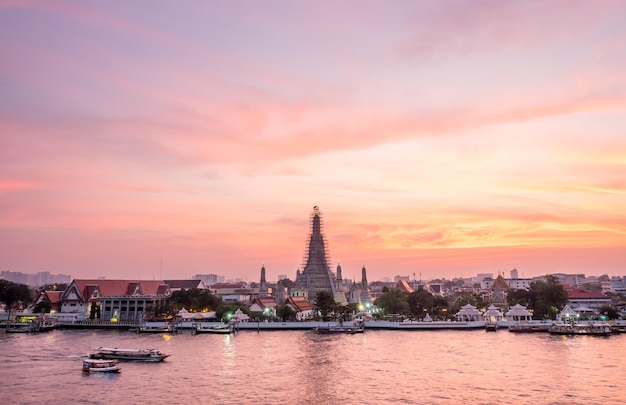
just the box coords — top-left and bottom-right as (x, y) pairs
(34, 290), (63, 313)
(610, 276), (626, 295)
(507, 278), (532, 290)
(483, 274), (509, 309)
(565, 287), (610, 311)
(249, 296), (278, 317)
(58, 279), (171, 322)
(1, 271), (71, 287)
(546, 273), (586, 287)
(397, 280), (414, 294)
(210, 283), (256, 304)
(285, 296), (315, 320)
(193, 274), (224, 285)
(475, 273), (493, 284)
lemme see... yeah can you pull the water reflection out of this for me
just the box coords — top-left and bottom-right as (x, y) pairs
(1, 329), (624, 404)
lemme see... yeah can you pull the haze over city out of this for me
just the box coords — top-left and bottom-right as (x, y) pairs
(1, 1), (625, 283)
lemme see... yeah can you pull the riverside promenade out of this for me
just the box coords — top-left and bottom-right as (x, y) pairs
(52, 319), (487, 332)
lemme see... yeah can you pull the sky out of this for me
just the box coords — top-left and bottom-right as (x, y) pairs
(1, 0), (625, 283)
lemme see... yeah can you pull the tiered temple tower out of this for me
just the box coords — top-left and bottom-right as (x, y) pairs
(295, 206), (338, 299)
(259, 264), (268, 297)
(359, 265), (372, 306)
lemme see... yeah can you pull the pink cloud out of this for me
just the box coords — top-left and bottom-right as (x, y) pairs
(399, 0), (620, 59)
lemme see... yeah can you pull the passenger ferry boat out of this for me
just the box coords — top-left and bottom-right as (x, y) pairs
(5, 321), (36, 333)
(82, 359), (121, 373)
(89, 347), (170, 362)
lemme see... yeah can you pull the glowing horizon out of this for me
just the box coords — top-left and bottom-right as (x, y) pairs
(1, 1), (625, 282)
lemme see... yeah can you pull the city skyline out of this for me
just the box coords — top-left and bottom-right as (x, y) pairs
(2, 1), (626, 282)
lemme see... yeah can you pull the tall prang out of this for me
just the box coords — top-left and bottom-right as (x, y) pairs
(360, 265), (372, 306)
(295, 206), (338, 299)
(259, 264), (268, 297)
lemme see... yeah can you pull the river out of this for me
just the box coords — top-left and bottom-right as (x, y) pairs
(1, 328), (624, 404)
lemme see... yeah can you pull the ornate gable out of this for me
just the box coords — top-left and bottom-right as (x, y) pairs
(127, 282), (142, 296)
(62, 281), (84, 302)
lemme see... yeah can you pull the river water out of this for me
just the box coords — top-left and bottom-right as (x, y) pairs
(1, 328), (624, 405)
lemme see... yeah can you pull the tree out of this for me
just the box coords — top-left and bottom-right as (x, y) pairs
(216, 303), (249, 322)
(89, 301), (101, 320)
(432, 296), (450, 319)
(314, 291), (336, 321)
(39, 283), (67, 292)
(599, 305), (619, 320)
(374, 288), (409, 316)
(507, 288), (532, 307)
(170, 288), (222, 312)
(31, 300), (52, 314)
(527, 276), (568, 320)
(277, 278), (294, 290)
(449, 292), (486, 315)
(0, 280), (34, 315)
(276, 304), (296, 321)
(408, 289), (434, 318)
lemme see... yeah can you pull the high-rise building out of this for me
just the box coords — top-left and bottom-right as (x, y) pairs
(295, 206), (338, 299)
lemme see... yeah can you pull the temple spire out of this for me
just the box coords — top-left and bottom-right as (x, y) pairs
(295, 206), (337, 298)
(259, 264), (268, 297)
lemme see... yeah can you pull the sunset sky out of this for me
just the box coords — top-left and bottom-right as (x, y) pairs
(1, 1), (625, 283)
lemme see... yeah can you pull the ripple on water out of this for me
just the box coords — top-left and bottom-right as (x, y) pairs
(1, 329), (625, 404)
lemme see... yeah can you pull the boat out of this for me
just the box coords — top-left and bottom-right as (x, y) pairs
(314, 320), (365, 334)
(508, 321), (551, 333)
(82, 359), (121, 373)
(485, 322), (498, 332)
(508, 323), (535, 333)
(89, 347), (170, 362)
(192, 322), (234, 335)
(548, 323), (612, 336)
(137, 321), (177, 333)
(5, 321), (38, 333)
(611, 320), (626, 334)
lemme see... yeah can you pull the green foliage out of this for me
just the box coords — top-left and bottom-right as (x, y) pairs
(170, 288), (222, 312)
(408, 289), (434, 318)
(314, 291), (337, 321)
(450, 293), (486, 314)
(277, 278), (294, 289)
(89, 301), (101, 320)
(598, 305), (620, 320)
(216, 303), (249, 322)
(39, 283), (68, 292)
(507, 288), (531, 306)
(374, 288), (409, 316)
(0, 280), (34, 309)
(432, 296), (450, 319)
(523, 276), (568, 320)
(407, 289), (451, 319)
(276, 304), (296, 321)
(31, 300), (52, 314)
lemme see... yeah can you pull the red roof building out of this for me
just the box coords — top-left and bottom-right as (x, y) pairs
(60, 279), (171, 322)
(285, 296), (315, 320)
(564, 286), (610, 311)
